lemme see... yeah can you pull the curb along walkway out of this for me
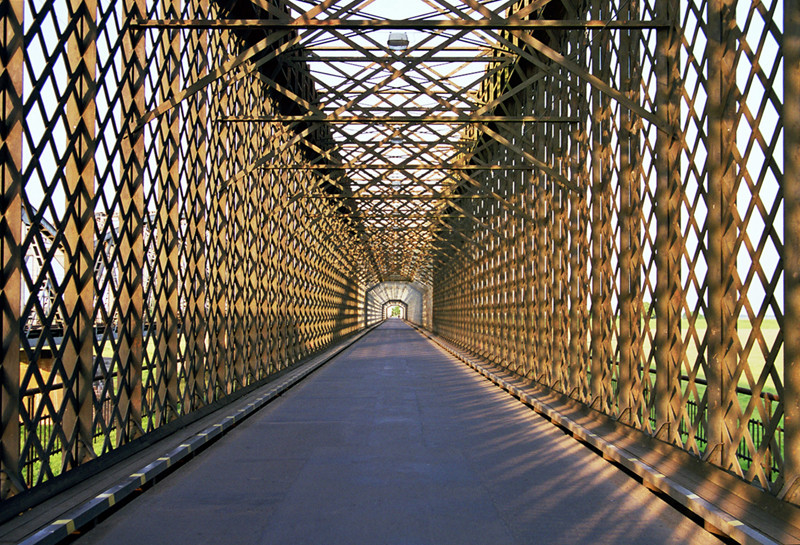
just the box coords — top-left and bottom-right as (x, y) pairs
(72, 320), (721, 545)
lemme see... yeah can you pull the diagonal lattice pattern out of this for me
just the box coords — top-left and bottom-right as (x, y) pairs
(0, 0), (796, 515)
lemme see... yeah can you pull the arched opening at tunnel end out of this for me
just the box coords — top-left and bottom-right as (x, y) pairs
(365, 281), (431, 328)
(383, 300), (408, 320)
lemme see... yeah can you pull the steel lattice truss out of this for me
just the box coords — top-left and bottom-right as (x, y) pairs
(1, 0), (800, 518)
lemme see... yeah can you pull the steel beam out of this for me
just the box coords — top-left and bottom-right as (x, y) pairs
(259, 164), (559, 171)
(155, 0), (181, 425)
(617, 0), (639, 426)
(653, 0), (682, 444)
(308, 195), (492, 200)
(705, 0), (738, 469)
(218, 115), (578, 123)
(62, 0), (98, 468)
(118, 0), (147, 442)
(783, 0), (800, 503)
(135, 18), (669, 30)
(289, 55), (510, 62)
(589, 0), (612, 412)
(181, 0), (209, 411)
(0, 0), (24, 497)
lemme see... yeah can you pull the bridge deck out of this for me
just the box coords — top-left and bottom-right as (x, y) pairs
(75, 321), (721, 545)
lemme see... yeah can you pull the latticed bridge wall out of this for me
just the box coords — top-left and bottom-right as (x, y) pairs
(433, 0), (799, 503)
(0, 0), (364, 505)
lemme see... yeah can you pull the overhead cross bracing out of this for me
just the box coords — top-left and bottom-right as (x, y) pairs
(236, 0), (546, 287)
(136, 0), (622, 286)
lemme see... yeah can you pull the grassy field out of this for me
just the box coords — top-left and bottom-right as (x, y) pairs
(640, 316), (782, 397)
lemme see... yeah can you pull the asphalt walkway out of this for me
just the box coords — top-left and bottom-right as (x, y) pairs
(76, 320), (721, 544)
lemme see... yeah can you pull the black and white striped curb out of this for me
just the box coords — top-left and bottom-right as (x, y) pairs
(17, 324), (380, 545)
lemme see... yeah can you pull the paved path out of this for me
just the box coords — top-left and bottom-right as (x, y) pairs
(77, 321), (721, 544)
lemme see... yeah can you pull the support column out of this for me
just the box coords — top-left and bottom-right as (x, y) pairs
(555, 71), (573, 393)
(617, 0), (642, 426)
(705, 0), (738, 465)
(568, 58), (588, 400)
(156, 0), (181, 423)
(62, 0), (97, 467)
(535, 86), (550, 383)
(253, 97), (268, 370)
(0, 0), (24, 497)
(266, 164), (277, 376)
(183, 0), (208, 410)
(119, 0), (146, 442)
(232, 81), (247, 390)
(209, 53), (231, 398)
(551, 116), (566, 391)
(782, 0), (800, 504)
(654, 0), (683, 443)
(589, 0), (613, 411)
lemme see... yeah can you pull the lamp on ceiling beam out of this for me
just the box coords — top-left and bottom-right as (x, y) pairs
(388, 32), (409, 51)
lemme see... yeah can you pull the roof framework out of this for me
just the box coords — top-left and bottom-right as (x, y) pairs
(137, 0), (654, 286)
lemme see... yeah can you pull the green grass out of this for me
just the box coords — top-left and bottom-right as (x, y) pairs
(22, 427), (120, 487)
(22, 317), (785, 487)
(20, 333), (191, 488)
(629, 316), (783, 396)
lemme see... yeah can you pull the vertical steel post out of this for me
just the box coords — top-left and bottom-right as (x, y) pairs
(265, 163), (275, 376)
(525, 161), (536, 380)
(232, 81), (247, 390)
(782, 0), (800, 503)
(589, 0), (612, 411)
(156, 0), (181, 423)
(518, 195), (529, 378)
(535, 87), (549, 383)
(567, 177), (582, 396)
(211, 54), (231, 397)
(551, 101), (565, 391)
(519, 102), (532, 379)
(556, 71), (572, 393)
(184, 0), (208, 410)
(617, 0), (641, 425)
(268, 166), (280, 373)
(249, 93), (266, 382)
(119, 0), (146, 442)
(276, 168), (288, 368)
(63, 0), (97, 466)
(0, 0), (24, 497)
(705, 0), (738, 465)
(259, 105), (273, 377)
(247, 119), (261, 383)
(285, 178), (297, 366)
(568, 60), (587, 400)
(653, 0), (682, 442)
(520, 76), (537, 379)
